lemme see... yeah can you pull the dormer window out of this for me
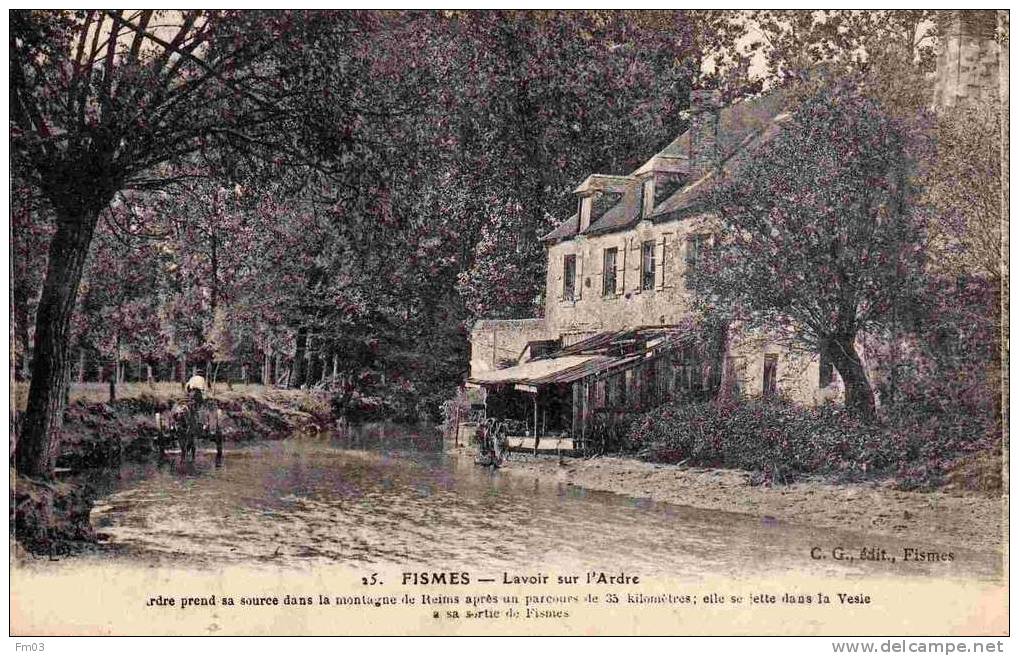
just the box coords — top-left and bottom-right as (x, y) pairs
(655, 172), (685, 206)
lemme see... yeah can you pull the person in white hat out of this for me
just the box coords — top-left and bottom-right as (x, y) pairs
(185, 370), (208, 403)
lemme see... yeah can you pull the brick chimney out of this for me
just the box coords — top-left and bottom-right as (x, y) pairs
(688, 89), (722, 179)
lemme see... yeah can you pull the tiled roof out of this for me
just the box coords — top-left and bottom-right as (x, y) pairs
(468, 327), (694, 387)
(652, 109), (794, 219)
(543, 213), (579, 242)
(585, 181), (643, 236)
(541, 90), (790, 243)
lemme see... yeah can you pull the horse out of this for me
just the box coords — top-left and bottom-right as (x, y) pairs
(164, 401), (201, 463)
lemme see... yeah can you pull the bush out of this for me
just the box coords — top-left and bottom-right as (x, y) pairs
(627, 396), (996, 487)
(588, 411), (642, 454)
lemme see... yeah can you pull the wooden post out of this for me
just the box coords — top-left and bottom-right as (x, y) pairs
(532, 394), (538, 456)
(77, 349), (85, 384)
(215, 408), (224, 466)
(108, 366), (116, 402)
(147, 362), (154, 388)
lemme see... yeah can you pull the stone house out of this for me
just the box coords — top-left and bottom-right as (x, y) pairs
(468, 89), (828, 444)
(467, 10), (1003, 445)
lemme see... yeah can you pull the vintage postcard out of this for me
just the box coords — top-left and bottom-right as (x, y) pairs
(8, 9), (1009, 639)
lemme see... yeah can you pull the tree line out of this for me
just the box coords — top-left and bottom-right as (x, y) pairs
(11, 10), (1005, 478)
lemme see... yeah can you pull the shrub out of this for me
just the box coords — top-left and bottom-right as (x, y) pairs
(627, 396), (995, 487)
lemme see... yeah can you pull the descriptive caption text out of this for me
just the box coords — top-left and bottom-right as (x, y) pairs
(145, 570), (874, 622)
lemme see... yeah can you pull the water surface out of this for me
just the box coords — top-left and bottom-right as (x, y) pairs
(83, 425), (1001, 581)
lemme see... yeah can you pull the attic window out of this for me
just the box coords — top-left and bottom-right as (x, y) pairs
(655, 173), (685, 206)
(591, 191), (621, 221)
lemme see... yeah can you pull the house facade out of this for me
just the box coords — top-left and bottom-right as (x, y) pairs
(471, 88), (821, 397)
(467, 10), (1003, 444)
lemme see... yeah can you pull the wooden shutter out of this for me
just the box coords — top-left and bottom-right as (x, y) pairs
(631, 239), (643, 294)
(554, 254), (563, 301)
(655, 236), (667, 290)
(660, 235), (669, 288)
(576, 251), (584, 300)
(615, 246), (624, 295)
(620, 239), (628, 295)
(597, 250), (607, 296)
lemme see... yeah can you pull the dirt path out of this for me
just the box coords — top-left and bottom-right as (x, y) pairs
(500, 455), (1006, 554)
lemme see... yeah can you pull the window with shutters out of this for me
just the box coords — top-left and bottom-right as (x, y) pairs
(641, 240), (656, 291)
(602, 247), (618, 296)
(763, 354), (778, 396)
(563, 254), (577, 301)
(686, 234), (710, 270)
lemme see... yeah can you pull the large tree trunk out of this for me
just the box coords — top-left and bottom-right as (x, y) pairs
(827, 334), (876, 420)
(17, 210), (100, 478)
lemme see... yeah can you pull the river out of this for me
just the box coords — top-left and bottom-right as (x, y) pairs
(82, 425), (1001, 581)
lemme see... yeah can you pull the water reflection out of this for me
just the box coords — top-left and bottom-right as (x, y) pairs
(86, 425), (1001, 581)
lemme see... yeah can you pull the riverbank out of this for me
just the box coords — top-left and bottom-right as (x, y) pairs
(11, 384), (333, 556)
(498, 453), (1005, 554)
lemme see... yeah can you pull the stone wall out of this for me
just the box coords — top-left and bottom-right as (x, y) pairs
(726, 329), (827, 406)
(469, 318), (550, 375)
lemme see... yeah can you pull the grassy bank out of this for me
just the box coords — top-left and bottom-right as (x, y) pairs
(13, 381), (329, 412)
(11, 383), (333, 556)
